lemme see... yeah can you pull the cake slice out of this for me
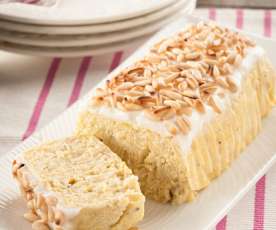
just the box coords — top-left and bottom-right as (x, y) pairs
(77, 21), (276, 204)
(12, 136), (145, 230)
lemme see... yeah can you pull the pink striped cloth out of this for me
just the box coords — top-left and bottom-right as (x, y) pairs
(194, 9), (273, 230)
(0, 8), (276, 230)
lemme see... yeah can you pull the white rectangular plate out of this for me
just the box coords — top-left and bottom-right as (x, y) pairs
(0, 16), (276, 230)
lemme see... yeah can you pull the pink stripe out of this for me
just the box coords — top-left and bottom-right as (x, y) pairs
(236, 9), (244, 29)
(109, 51), (124, 72)
(216, 216), (227, 230)
(68, 56), (92, 106)
(67, 51), (123, 107)
(22, 58), (61, 140)
(208, 8), (216, 20)
(254, 176), (266, 230)
(264, 10), (272, 37)
(253, 10), (272, 230)
(209, 7), (227, 230)
(216, 10), (244, 230)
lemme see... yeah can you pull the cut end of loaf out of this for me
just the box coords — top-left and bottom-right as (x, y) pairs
(13, 136), (145, 230)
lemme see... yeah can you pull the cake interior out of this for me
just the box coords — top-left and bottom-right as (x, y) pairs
(23, 136), (142, 209)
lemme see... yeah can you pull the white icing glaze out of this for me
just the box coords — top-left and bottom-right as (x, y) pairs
(88, 46), (265, 155)
(16, 157), (79, 230)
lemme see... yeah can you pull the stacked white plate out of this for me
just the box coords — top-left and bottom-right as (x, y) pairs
(0, 0), (196, 57)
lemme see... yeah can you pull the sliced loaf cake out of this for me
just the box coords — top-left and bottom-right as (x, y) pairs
(12, 136), (145, 230)
(77, 21), (276, 204)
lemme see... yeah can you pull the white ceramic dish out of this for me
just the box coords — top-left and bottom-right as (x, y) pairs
(0, 10), (187, 47)
(0, 11), (192, 57)
(0, 35), (148, 57)
(0, 0), (188, 35)
(0, 0), (178, 25)
(0, 18), (180, 57)
(0, 16), (276, 230)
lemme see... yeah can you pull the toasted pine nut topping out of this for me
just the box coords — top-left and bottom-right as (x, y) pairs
(91, 22), (256, 135)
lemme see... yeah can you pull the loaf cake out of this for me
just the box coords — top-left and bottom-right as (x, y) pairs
(77, 21), (276, 204)
(12, 136), (145, 230)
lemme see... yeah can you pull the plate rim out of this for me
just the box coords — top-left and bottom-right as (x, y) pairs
(0, 11), (187, 47)
(0, 0), (190, 35)
(0, 0), (180, 25)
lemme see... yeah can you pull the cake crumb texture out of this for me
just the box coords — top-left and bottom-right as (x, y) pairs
(13, 136), (145, 230)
